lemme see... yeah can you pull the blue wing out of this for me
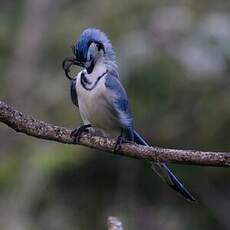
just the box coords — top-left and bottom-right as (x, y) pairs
(104, 71), (195, 201)
(70, 78), (78, 107)
(105, 70), (133, 139)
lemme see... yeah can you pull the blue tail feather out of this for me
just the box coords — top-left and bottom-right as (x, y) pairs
(133, 130), (195, 202)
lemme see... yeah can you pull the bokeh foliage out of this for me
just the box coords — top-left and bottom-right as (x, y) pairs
(0, 0), (230, 229)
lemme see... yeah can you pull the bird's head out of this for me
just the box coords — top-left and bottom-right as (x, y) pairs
(63, 28), (115, 79)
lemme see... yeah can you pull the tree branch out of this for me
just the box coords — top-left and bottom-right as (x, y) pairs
(0, 100), (230, 167)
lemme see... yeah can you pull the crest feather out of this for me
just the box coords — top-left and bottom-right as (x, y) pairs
(75, 28), (115, 62)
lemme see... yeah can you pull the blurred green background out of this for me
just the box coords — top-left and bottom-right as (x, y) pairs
(0, 0), (230, 229)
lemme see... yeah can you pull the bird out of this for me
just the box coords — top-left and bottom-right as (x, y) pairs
(62, 28), (195, 202)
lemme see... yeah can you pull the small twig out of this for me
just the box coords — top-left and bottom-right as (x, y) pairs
(0, 100), (230, 167)
(107, 216), (124, 230)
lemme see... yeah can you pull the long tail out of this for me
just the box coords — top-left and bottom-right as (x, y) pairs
(133, 130), (195, 202)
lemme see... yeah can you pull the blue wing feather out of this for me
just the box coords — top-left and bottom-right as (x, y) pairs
(133, 130), (195, 201)
(105, 71), (133, 131)
(70, 78), (78, 107)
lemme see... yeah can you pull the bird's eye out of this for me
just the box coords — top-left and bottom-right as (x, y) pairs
(96, 42), (104, 52)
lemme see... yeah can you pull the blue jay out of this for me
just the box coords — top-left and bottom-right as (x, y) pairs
(62, 28), (195, 202)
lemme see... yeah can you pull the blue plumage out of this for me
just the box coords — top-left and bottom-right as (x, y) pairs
(105, 72), (133, 129)
(133, 130), (195, 201)
(64, 28), (195, 201)
(105, 70), (134, 141)
(75, 28), (115, 63)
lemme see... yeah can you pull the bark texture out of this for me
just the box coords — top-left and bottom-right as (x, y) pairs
(0, 101), (230, 167)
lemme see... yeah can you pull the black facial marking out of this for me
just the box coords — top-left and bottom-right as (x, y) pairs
(95, 42), (105, 52)
(81, 71), (91, 85)
(86, 61), (95, 74)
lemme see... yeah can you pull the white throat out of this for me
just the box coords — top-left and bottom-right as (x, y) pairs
(86, 58), (107, 80)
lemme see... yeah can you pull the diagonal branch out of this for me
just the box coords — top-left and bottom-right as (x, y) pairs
(0, 100), (230, 167)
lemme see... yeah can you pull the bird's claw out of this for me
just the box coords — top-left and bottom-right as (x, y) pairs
(114, 136), (128, 152)
(70, 124), (92, 143)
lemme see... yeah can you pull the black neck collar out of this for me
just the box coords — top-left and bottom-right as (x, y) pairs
(80, 69), (108, 91)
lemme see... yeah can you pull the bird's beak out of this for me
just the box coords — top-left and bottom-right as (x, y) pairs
(62, 56), (84, 80)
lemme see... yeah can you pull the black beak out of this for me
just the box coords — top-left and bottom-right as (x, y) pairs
(62, 56), (84, 80)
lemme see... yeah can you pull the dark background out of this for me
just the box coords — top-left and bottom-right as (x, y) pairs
(0, 0), (230, 229)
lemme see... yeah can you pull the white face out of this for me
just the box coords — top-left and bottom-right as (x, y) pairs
(87, 42), (97, 61)
(85, 42), (104, 68)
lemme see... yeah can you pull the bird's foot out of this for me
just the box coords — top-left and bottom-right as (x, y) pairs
(70, 124), (92, 143)
(114, 136), (128, 152)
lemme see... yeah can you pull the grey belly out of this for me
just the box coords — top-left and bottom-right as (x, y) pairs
(79, 95), (121, 132)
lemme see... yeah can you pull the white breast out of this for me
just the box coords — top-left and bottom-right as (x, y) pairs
(75, 69), (121, 133)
